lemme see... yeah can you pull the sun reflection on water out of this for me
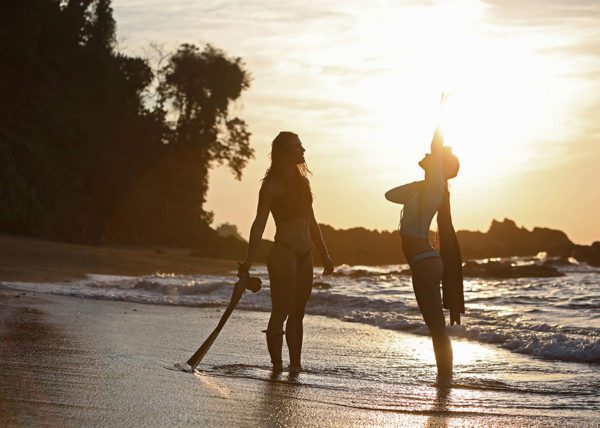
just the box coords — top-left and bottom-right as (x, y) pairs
(451, 339), (499, 367)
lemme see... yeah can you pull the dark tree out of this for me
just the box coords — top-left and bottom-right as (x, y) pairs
(0, 0), (253, 248)
(139, 44), (253, 242)
(87, 0), (116, 54)
(160, 44), (253, 176)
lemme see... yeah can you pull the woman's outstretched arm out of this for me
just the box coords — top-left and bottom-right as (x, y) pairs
(430, 123), (444, 174)
(426, 101), (446, 184)
(242, 181), (274, 269)
(420, 119), (446, 212)
(309, 207), (334, 274)
(431, 93), (448, 154)
(385, 181), (423, 204)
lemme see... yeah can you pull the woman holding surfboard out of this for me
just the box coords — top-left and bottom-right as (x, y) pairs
(241, 131), (334, 372)
(385, 96), (464, 380)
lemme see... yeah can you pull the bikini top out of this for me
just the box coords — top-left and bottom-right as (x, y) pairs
(270, 175), (313, 224)
(385, 152), (445, 238)
(399, 182), (443, 238)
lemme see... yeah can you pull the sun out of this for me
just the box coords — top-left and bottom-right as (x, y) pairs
(437, 58), (543, 182)
(355, 24), (558, 188)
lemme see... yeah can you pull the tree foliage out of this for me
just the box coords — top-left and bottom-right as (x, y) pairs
(0, 0), (253, 246)
(159, 44), (252, 176)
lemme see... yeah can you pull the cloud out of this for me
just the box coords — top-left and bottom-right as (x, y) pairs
(580, 102), (600, 137)
(481, 0), (600, 26)
(114, 0), (354, 38)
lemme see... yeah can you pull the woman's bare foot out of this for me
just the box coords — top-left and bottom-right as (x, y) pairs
(288, 364), (302, 373)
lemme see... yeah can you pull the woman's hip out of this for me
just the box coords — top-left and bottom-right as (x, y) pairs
(410, 255), (444, 284)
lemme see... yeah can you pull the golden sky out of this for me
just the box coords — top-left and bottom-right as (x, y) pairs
(114, 0), (600, 244)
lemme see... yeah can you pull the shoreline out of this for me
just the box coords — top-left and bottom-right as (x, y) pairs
(1, 289), (594, 427)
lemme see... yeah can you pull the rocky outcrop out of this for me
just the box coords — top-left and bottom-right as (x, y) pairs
(560, 242), (600, 267)
(457, 219), (573, 260)
(319, 218), (578, 266)
(462, 261), (564, 278)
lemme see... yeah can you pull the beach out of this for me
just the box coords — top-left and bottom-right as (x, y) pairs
(1, 235), (599, 427)
(4, 0), (600, 426)
(2, 291), (593, 428)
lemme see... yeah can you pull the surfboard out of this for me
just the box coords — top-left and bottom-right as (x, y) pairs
(186, 274), (261, 370)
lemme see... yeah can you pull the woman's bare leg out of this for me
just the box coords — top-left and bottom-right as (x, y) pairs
(411, 257), (453, 379)
(286, 253), (313, 369)
(266, 245), (297, 369)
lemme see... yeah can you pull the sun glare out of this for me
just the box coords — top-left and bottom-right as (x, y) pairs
(352, 1), (580, 189)
(437, 43), (547, 179)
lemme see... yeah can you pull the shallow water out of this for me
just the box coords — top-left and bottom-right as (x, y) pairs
(3, 257), (599, 422)
(2, 282), (598, 425)
(5, 257), (598, 364)
(169, 310), (599, 422)
(176, 310), (599, 422)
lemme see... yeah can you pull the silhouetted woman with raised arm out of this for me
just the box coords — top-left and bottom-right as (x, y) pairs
(241, 131), (334, 372)
(385, 97), (464, 380)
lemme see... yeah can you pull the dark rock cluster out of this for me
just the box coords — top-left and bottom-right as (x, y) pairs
(571, 242), (600, 267)
(461, 261), (564, 278)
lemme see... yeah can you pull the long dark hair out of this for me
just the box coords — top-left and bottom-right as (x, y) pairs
(263, 131), (311, 187)
(437, 179), (464, 326)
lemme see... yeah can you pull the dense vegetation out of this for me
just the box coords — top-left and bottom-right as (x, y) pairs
(0, 0), (252, 248)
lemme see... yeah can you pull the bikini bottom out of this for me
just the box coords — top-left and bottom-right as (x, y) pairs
(275, 241), (312, 265)
(408, 250), (441, 268)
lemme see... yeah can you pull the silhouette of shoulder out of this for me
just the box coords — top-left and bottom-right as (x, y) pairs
(260, 176), (284, 199)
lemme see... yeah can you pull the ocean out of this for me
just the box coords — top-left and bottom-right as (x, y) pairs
(3, 256), (599, 421)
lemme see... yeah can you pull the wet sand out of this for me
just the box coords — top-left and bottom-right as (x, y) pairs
(1, 288), (591, 427)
